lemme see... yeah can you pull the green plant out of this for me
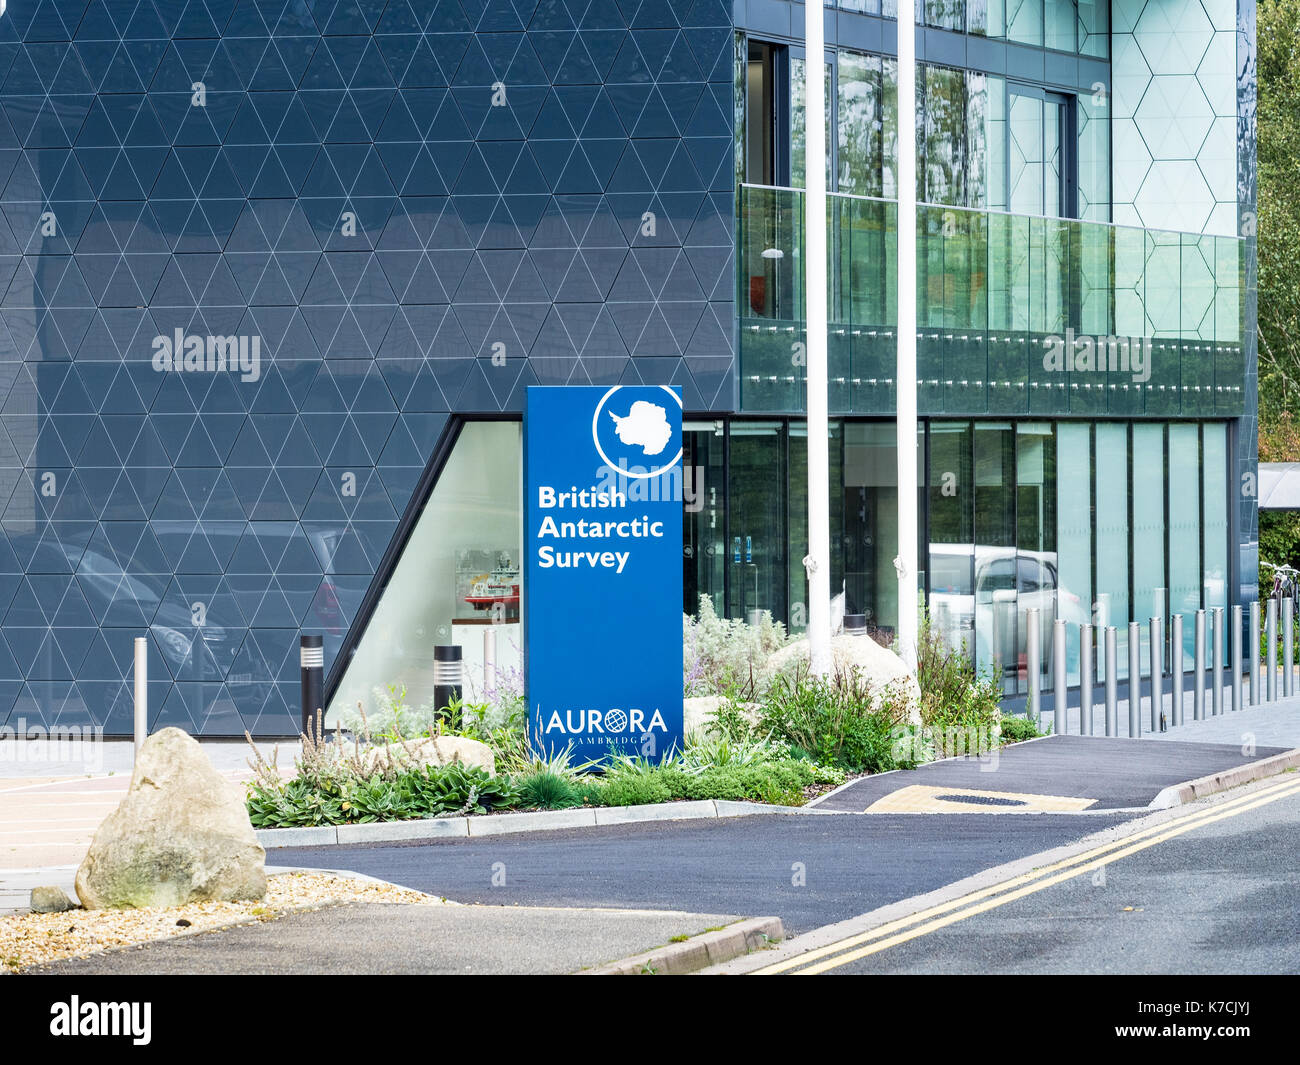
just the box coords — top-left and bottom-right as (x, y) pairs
(245, 760), (520, 828)
(911, 611), (1004, 758)
(516, 770), (583, 810)
(680, 731), (782, 770)
(598, 771), (672, 807)
(998, 712), (1045, 744)
(333, 683), (442, 741)
(706, 691), (759, 742)
(758, 666), (913, 774)
(684, 594), (788, 697)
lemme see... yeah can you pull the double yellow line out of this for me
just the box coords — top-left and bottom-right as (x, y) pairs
(753, 774), (1300, 975)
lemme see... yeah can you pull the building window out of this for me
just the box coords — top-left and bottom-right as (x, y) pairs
(327, 421), (522, 722)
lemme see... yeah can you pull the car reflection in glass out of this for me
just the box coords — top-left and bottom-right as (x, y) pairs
(928, 545), (1090, 683)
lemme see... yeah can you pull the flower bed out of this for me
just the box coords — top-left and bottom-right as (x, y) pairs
(245, 609), (1043, 831)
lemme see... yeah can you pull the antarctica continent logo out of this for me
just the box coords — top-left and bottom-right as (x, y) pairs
(592, 385), (683, 479)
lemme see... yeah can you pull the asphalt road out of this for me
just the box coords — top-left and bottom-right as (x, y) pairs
(275, 812), (1133, 933)
(802, 783), (1300, 974)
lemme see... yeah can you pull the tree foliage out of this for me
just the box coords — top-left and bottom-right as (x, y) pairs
(1258, 0), (1300, 428)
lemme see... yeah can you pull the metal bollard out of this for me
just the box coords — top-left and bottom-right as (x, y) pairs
(1054, 618), (1067, 736)
(1080, 623), (1093, 737)
(1171, 613), (1184, 727)
(1212, 606), (1224, 716)
(1026, 607), (1041, 723)
(483, 626), (497, 695)
(1128, 621), (1141, 738)
(299, 634), (323, 738)
(1104, 626), (1118, 737)
(133, 636), (148, 756)
(1194, 609), (1206, 720)
(1267, 599), (1277, 702)
(1150, 616), (1163, 732)
(1251, 600), (1261, 706)
(433, 644), (464, 728)
(1232, 604), (1243, 713)
(1286, 598), (1295, 698)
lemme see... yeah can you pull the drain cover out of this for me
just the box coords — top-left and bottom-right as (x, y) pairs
(934, 794), (1029, 807)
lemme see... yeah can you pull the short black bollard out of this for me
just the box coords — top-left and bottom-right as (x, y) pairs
(434, 644), (463, 729)
(300, 634), (323, 738)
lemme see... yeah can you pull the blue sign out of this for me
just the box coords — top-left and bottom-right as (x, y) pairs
(525, 385), (684, 763)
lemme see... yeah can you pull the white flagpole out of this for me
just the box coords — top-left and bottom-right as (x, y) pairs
(805, 0), (832, 676)
(896, 0), (919, 670)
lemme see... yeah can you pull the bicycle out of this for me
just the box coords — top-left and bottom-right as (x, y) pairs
(1263, 559), (1299, 602)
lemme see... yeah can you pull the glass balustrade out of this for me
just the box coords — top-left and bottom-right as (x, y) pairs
(738, 183), (1245, 417)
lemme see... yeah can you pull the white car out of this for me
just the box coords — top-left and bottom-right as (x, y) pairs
(928, 544), (1090, 680)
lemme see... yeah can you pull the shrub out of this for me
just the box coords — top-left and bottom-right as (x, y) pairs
(758, 667), (914, 774)
(516, 770), (583, 810)
(684, 594), (787, 697)
(998, 712), (1046, 744)
(914, 611), (1003, 738)
(332, 683), (443, 741)
(598, 772), (672, 807)
(246, 761), (520, 828)
(594, 758), (840, 808)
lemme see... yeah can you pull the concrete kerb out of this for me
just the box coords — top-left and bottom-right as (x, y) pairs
(579, 916), (785, 975)
(1147, 747), (1300, 808)
(255, 799), (814, 849)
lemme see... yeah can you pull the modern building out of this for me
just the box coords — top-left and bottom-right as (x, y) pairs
(0, 0), (1255, 736)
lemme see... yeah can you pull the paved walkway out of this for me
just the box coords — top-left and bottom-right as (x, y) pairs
(810, 735), (1290, 813)
(1034, 674), (1300, 747)
(28, 902), (744, 975)
(0, 739), (297, 870)
(0, 738), (298, 779)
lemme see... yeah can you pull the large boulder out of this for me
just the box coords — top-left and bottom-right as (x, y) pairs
(75, 728), (266, 911)
(361, 734), (495, 776)
(763, 634), (923, 725)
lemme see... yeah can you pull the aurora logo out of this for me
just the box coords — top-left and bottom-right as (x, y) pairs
(537, 707), (668, 734)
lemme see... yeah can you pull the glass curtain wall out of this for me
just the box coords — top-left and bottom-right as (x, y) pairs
(683, 421), (727, 616)
(789, 421), (846, 635)
(837, 0), (1111, 56)
(837, 51), (887, 198)
(328, 422), (522, 720)
(727, 422), (788, 625)
(1094, 423), (1130, 677)
(1056, 422), (1093, 680)
(1169, 423), (1202, 670)
(754, 42), (1098, 223)
(929, 422), (975, 658)
(1132, 422), (1167, 668)
(1017, 424), (1061, 678)
(920, 419), (1230, 691)
(1202, 424), (1229, 635)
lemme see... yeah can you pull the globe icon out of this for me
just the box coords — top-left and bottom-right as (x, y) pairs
(604, 708), (628, 733)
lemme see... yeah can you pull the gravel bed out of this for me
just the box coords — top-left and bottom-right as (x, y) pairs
(1, 872), (451, 972)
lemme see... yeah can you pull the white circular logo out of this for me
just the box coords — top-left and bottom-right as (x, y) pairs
(604, 708), (628, 732)
(591, 385), (682, 480)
